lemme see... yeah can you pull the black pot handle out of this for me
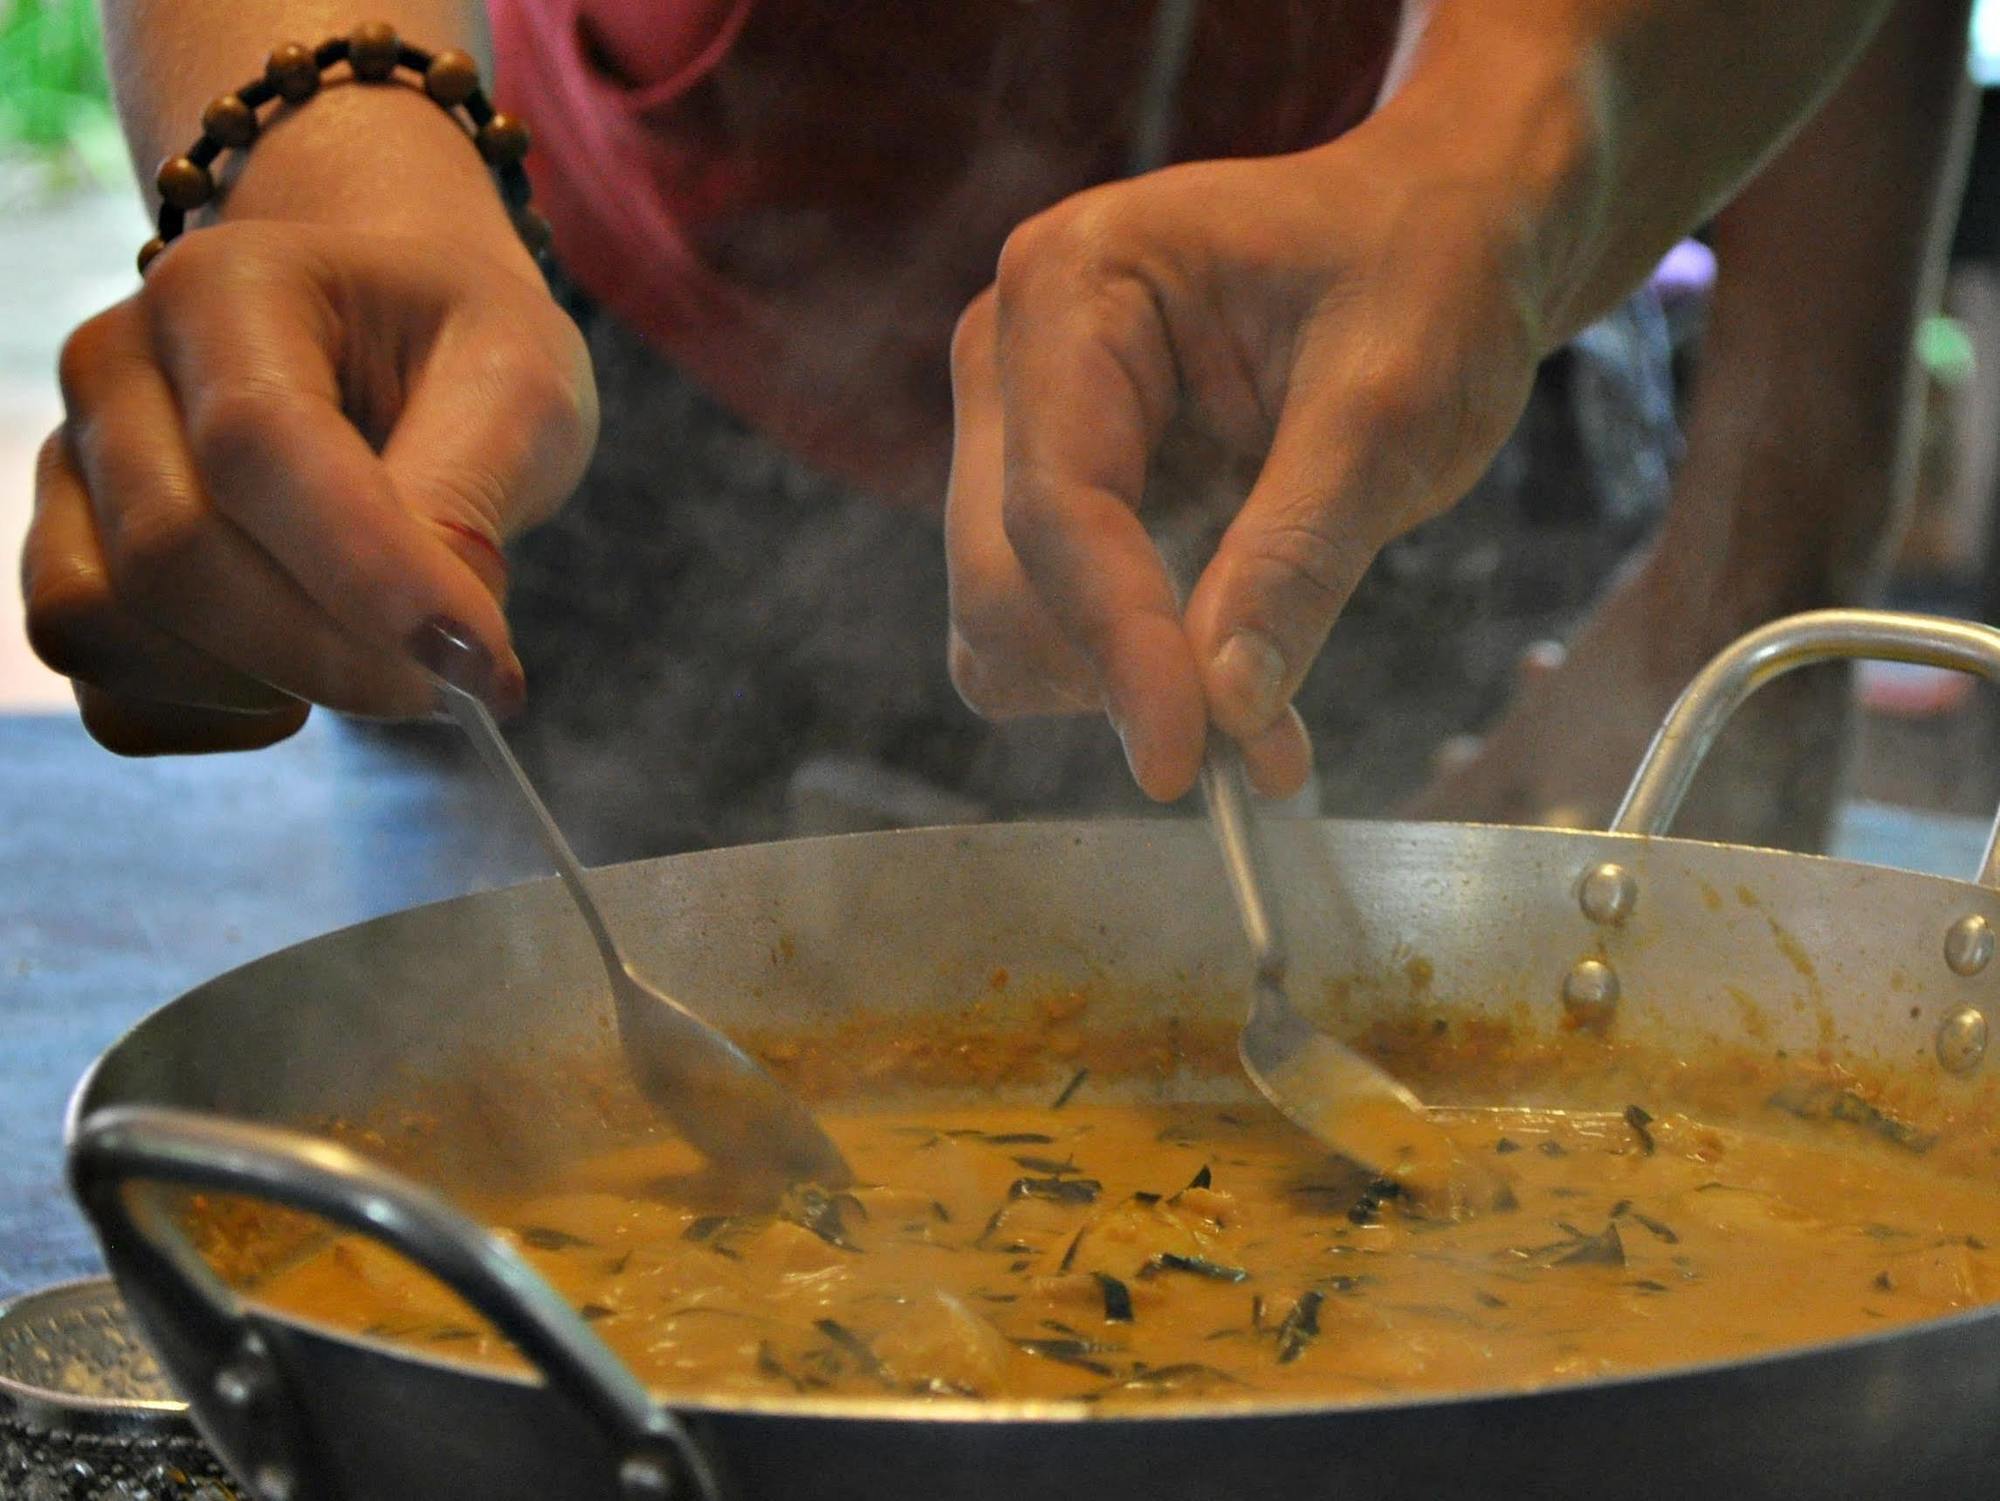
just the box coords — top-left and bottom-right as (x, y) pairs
(69, 1104), (726, 1501)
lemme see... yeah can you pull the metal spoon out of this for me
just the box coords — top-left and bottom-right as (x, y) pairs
(1201, 740), (1456, 1190)
(422, 628), (852, 1193)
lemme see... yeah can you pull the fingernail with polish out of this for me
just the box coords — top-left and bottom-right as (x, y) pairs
(407, 615), (505, 713)
(493, 655), (528, 720)
(1213, 630), (1288, 728)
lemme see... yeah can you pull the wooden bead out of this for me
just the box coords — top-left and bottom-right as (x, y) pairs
(266, 42), (321, 103)
(476, 113), (530, 166)
(424, 49), (480, 108)
(348, 21), (399, 82)
(511, 204), (552, 255)
(137, 237), (168, 275)
(200, 93), (258, 149)
(156, 156), (214, 211)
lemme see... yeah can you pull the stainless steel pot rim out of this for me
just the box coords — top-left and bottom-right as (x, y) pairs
(61, 810), (2000, 1118)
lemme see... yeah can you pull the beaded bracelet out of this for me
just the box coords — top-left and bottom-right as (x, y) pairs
(139, 21), (549, 276)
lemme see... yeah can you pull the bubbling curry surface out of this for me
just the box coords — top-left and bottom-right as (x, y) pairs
(254, 1095), (2000, 1405)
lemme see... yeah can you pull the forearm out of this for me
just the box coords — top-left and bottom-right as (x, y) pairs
(1368, 0), (1899, 346)
(101, 0), (527, 260)
(1659, 0), (1976, 611)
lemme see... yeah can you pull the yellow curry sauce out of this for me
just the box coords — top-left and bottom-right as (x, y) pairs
(253, 1097), (2000, 1405)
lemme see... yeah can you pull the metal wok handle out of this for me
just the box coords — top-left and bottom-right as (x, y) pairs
(69, 1105), (726, 1501)
(1611, 608), (2000, 885)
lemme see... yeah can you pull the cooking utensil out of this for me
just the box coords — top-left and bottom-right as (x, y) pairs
(66, 610), (2000, 1501)
(426, 627), (850, 1193)
(0, 1276), (233, 1499)
(1201, 740), (1453, 1185)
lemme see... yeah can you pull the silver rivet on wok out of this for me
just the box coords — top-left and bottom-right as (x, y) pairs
(252, 1462), (297, 1501)
(1937, 1007), (1989, 1075)
(1578, 863), (1638, 926)
(1945, 915), (1995, 977)
(212, 1359), (260, 1408)
(1561, 958), (1620, 1022)
(621, 1455), (675, 1499)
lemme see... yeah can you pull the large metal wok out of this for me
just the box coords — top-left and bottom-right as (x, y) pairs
(63, 611), (2000, 1501)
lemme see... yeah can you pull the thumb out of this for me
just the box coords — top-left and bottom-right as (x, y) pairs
(1182, 372), (1397, 745)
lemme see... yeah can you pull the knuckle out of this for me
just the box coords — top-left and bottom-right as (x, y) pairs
(186, 386), (291, 493)
(1246, 518), (1370, 618)
(104, 493), (208, 605)
(510, 350), (594, 453)
(994, 214), (1057, 305)
(1346, 356), (1431, 436)
(56, 311), (126, 408)
(140, 225), (230, 304)
(22, 553), (114, 681)
(32, 430), (68, 493)
(995, 197), (1129, 311)
(997, 468), (1085, 582)
(949, 291), (996, 376)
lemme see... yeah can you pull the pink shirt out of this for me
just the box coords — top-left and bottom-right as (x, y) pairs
(493, 0), (1402, 507)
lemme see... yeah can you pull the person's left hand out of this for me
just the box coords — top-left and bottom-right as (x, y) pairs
(944, 140), (1553, 801)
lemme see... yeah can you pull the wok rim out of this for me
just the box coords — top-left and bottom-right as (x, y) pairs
(62, 815), (2000, 1428)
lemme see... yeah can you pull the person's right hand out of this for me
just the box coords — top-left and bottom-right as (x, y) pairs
(22, 217), (597, 753)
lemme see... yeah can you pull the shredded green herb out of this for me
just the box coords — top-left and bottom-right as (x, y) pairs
(1094, 1271), (1134, 1323)
(781, 1186), (867, 1252)
(1011, 1154), (1079, 1176)
(814, 1318), (886, 1380)
(1767, 1082), (1937, 1153)
(1141, 1253), (1250, 1283)
(1626, 1210), (1680, 1245)
(1010, 1176), (1101, 1205)
(1555, 1223), (1626, 1268)
(1276, 1290), (1324, 1364)
(519, 1225), (593, 1251)
(1623, 1104), (1657, 1156)
(1052, 1068), (1090, 1109)
(1057, 1226), (1087, 1273)
(1013, 1337), (1117, 1376)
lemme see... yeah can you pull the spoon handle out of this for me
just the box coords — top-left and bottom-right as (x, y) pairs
(432, 678), (630, 985)
(1199, 739), (1290, 985)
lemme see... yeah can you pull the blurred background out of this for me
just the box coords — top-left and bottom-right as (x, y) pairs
(5, 0), (2000, 840)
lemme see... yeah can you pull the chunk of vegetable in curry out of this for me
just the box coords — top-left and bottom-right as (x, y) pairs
(252, 1100), (2000, 1406)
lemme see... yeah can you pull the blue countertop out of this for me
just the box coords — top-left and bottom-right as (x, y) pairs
(0, 711), (535, 1299)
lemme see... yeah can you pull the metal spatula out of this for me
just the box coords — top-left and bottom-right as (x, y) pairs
(422, 627), (851, 1194)
(1201, 740), (1455, 1190)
